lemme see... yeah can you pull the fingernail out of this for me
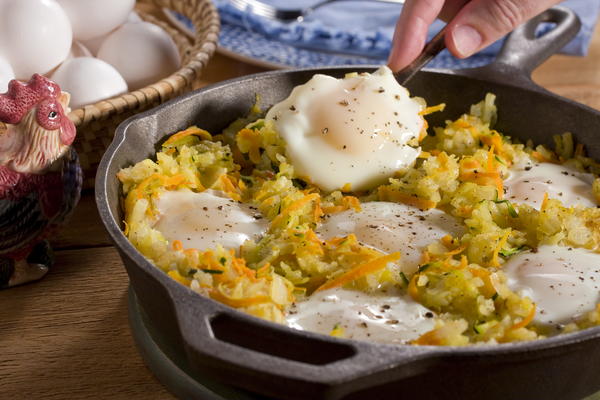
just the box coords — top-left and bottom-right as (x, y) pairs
(452, 25), (482, 57)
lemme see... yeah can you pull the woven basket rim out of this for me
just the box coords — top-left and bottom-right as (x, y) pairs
(68, 0), (220, 127)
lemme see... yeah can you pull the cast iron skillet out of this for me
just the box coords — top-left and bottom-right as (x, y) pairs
(97, 7), (600, 400)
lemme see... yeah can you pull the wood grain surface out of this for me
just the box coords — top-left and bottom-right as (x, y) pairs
(1, 17), (600, 400)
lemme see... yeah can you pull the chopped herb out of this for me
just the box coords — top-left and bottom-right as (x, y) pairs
(495, 155), (505, 165)
(491, 292), (499, 301)
(202, 269), (223, 274)
(292, 178), (307, 189)
(499, 245), (528, 258)
(187, 269), (198, 276)
(219, 257), (227, 265)
(418, 263), (432, 273)
(493, 199), (519, 218)
(399, 271), (409, 285)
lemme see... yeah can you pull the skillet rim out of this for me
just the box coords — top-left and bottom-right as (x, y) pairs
(96, 64), (600, 360)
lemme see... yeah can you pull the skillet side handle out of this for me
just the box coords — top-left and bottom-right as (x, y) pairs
(473, 6), (581, 84)
(168, 286), (436, 400)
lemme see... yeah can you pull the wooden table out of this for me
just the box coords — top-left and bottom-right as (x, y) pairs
(3, 25), (600, 400)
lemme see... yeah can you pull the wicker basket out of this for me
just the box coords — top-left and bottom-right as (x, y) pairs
(69, 0), (220, 188)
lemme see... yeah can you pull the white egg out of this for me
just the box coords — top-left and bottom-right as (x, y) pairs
(97, 22), (180, 91)
(127, 11), (143, 23)
(288, 287), (435, 344)
(503, 245), (600, 326)
(50, 57), (127, 109)
(56, 0), (135, 41)
(504, 158), (596, 209)
(265, 66), (424, 192)
(154, 189), (268, 252)
(69, 41), (92, 58)
(317, 201), (465, 274)
(0, 54), (14, 92)
(0, 0), (72, 79)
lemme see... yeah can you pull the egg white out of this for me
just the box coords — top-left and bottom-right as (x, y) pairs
(503, 245), (600, 326)
(317, 201), (465, 274)
(288, 287), (435, 344)
(154, 189), (268, 252)
(266, 66), (424, 192)
(504, 158), (596, 209)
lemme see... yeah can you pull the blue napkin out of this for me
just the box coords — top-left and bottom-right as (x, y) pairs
(215, 0), (600, 68)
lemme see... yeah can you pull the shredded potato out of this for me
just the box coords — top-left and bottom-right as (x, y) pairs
(119, 93), (600, 345)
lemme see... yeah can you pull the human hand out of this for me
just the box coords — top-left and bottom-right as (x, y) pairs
(388, 0), (563, 71)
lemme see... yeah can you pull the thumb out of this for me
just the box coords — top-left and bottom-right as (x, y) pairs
(445, 0), (562, 58)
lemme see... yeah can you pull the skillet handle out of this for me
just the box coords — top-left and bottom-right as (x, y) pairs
(168, 285), (437, 400)
(470, 6), (581, 84)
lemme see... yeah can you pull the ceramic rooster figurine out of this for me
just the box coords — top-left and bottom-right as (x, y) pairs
(0, 74), (82, 288)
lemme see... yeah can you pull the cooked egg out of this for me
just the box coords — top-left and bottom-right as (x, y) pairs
(503, 245), (600, 326)
(504, 159), (596, 209)
(154, 189), (268, 252)
(288, 287), (435, 344)
(265, 66), (424, 192)
(317, 201), (464, 274)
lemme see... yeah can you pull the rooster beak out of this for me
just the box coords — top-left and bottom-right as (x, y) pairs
(58, 92), (71, 114)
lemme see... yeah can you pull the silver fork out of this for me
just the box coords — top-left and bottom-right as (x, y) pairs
(229, 0), (404, 22)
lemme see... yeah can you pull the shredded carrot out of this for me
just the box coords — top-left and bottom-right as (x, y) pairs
(531, 151), (558, 164)
(256, 263), (271, 276)
(168, 270), (191, 286)
(459, 255), (468, 269)
(430, 149), (441, 156)
(510, 304), (536, 330)
(378, 187), (436, 210)
(271, 193), (320, 227)
(468, 267), (496, 297)
(453, 119), (471, 129)
(445, 244), (467, 257)
(461, 159), (481, 170)
(419, 103), (446, 116)
(481, 133), (504, 156)
(490, 231), (511, 267)
(540, 192), (549, 211)
(459, 170), (503, 199)
(162, 126), (212, 146)
(407, 273), (420, 300)
(412, 329), (443, 345)
(172, 240), (184, 251)
(315, 252), (401, 292)
(441, 235), (454, 247)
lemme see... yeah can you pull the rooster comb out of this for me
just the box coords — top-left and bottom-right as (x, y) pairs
(0, 74), (62, 125)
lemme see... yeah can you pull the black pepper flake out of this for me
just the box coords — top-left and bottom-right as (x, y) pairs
(377, 87), (385, 93)
(322, 127), (329, 134)
(202, 206), (208, 211)
(289, 105), (296, 111)
(338, 100), (349, 106)
(524, 166), (532, 171)
(425, 312), (434, 318)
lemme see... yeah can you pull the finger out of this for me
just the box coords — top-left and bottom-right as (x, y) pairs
(438, 0), (470, 21)
(445, 0), (563, 58)
(387, 0), (446, 72)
